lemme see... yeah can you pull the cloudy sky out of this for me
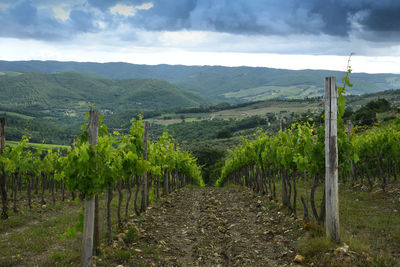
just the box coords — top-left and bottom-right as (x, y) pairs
(1, 0), (400, 73)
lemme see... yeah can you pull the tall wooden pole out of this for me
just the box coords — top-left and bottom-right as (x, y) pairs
(324, 77), (340, 243)
(0, 118), (8, 219)
(81, 110), (100, 267)
(93, 195), (100, 254)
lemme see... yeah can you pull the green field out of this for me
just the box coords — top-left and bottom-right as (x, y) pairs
(149, 99), (322, 126)
(211, 100), (320, 119)
(7, 141), (69, 150)
(0, 71), (22, 77)
(0, 111), (34, 120)
(223, 84), (322, 101)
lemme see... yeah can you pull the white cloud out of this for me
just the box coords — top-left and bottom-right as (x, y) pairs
(95, 20), (106, 29)
(0, 37), (399, 74)
(52, 6), (70, 21)
(135, 3), (154, 10)
(122, 30), (400, 59)
(158, 31), (209, 47)
(109, 2), (153, 17)
(110, 4), (136, 17)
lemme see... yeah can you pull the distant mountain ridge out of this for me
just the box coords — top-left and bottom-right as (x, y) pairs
(0, 71), (207, 114)
(1, 60), (400, 103)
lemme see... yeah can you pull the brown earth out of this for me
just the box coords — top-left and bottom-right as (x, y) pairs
(97, 186), (305, 266)
(2, 185), (396, 266)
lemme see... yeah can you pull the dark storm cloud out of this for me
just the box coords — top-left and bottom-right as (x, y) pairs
(361, 7), (400, 32)
(119, 0), (400, 39)
(0, 0), (100, 40)
(308, 0), (400, 41)
(129, 0), (197, 31)
(308, 0), (350, 36)
(69, 9), (98, 32)
(1, 0), (399, 42)
(9, 0), (37, 25)
(127, 0), (293, 34)
(0, 0), (63, 40)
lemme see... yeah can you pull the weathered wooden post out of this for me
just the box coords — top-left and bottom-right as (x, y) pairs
(324, 77), (340, 243)
(93, 195), (100, 254)
(81, 110), (100, 267)
(0, 118), (8, 219)
(141, 121), (149, 211)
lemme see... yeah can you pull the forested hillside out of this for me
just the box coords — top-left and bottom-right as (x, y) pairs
(1, 60), (400, 102)
(1, 67), (400, 266)
(0, 71), (207, 113)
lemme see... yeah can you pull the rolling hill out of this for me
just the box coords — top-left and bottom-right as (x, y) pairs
(0, 71), (207, 115)
(1, 60), (400, 103)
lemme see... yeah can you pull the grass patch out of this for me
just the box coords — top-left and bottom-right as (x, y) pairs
(184, 183), (203, 189)
(0, 186), (150, 266)
(222, 182), (243, 189)
(266, 200), (279, 211)
(50, 251), (80, 266)
(0, 197), (82, 266)
(99, 248), (137, 265)
(296, 233), (333, 258)
(125, 226), (139, 243)
(115, 250), (134, 262)
(272, 180), (400, 265)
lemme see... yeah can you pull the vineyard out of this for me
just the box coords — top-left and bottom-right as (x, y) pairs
(0, 76), (400, 266)
(216, 107), (400, 215)
(0, 111), (204, 266)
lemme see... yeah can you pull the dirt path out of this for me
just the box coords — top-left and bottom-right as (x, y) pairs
(101, 187), (304, 266)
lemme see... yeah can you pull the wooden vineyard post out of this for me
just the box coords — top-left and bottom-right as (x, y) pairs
(81, 110), (100, 267)
(0, 118), (8, 219)
(141, 121), (149, 212)
(93, 195), (100, 254)
(324, 77), (340, 243)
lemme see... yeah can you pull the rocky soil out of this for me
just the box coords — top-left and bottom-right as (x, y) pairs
(97, 186), (305, 266)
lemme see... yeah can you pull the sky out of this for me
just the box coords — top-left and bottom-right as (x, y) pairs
(0, 0), (400, 74)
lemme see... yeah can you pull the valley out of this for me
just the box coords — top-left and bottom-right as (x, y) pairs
(1, 61), (400, 267)
(2, 0), (400, 266)
(1, 60), (400, 103)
